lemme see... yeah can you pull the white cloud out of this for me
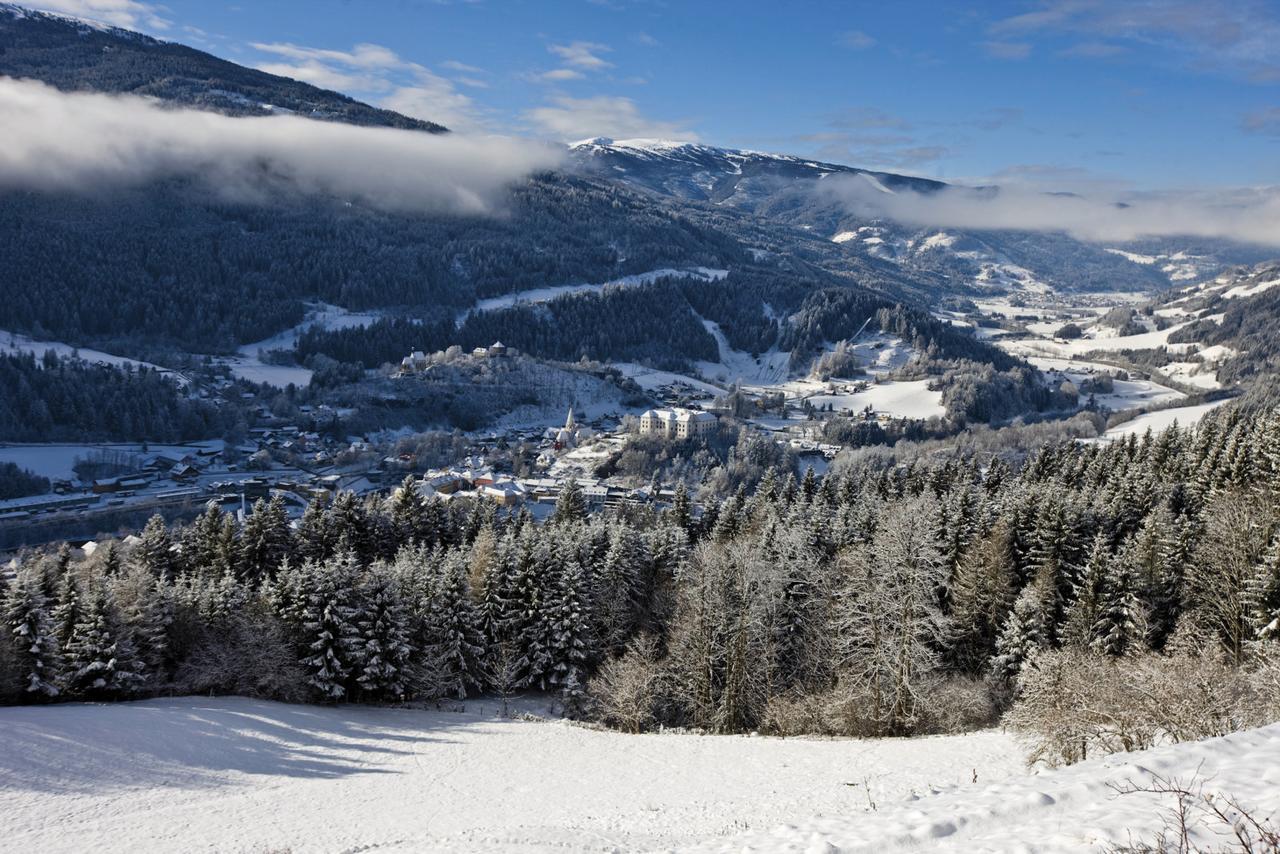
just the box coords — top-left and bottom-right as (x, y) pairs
(536, 68), (586, 82)
(990, 0), (1280, 81)
(28, 0), (168, 30)
(382, 70), (488, 133)
(255, 61), (391, 93)
(819, 173), (1280, 247)
(251, 42), (403, 70)
(523, 95), (697, 142)
(249, 41), (485, 132)
(548, 41), (613, 70)
(0, 76), (562, 214)
(439, 59), (485, 74)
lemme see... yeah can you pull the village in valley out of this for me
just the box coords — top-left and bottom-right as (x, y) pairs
(0, 337), (864, 556)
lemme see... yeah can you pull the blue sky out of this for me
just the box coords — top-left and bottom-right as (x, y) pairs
(38, 1), (1280, 191)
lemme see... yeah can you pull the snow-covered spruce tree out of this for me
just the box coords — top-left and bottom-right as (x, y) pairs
(5, 569), (60, 698)
(509, 533), (554, 689)
(295, 491), (335, 564)
(51, 571), (81, 654)
(109, 566), (173, 685)
(61, 578), (145, 699)
(1245, 531), (1280, 642)
(239, 494), (294, 583)
(1092, 562), (1143, 657)
(388, 474), (430, 547)
(354, 566), (414, 702)
(326, 491), (372, 564)
(134, 514), (175, 580)
(990, 585), (1047, 689)
(547, 555), (594, 714)
(669, 481), (693, 535)
(184, 501), (238, 579)
(424, 549), (486, 699)
(553, 479), (587, 525)
(299, 551), (364, 701)
(594, 524), (646, 655)
(947, 517), (1018, 673)
(1062, 532), (1108, 650)
(476, 535), (520, 676)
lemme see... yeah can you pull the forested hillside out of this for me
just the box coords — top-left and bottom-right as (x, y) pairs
(4, 400), (1279, 764)
(0, 351), (232, 442)
(0, 175), (741, 355)
(0, 5), (445, 130)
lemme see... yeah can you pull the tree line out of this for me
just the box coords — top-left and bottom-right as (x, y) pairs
(0, 351), (234, 442)
(3, 403), (1279, 762)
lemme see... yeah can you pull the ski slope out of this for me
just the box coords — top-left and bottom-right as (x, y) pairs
(0, 697), (1021, 853)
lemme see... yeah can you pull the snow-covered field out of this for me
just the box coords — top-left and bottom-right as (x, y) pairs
(0, 330), (187, 384)
(224, 303), (385, 388)
(3, 698), (1275, 853)
(0, 441), (223, 481)
(1099, 399), (1232, 441)
(803, 379), (946, 420)
(464, 268), (728, 322)
(0, 697), (1022, 853)
(705, 723), (1280, 853)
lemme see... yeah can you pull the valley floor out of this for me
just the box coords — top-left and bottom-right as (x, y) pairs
(0, 697), (1020, 853)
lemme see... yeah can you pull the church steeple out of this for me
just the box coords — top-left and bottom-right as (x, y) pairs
(565, 407), (576, 430)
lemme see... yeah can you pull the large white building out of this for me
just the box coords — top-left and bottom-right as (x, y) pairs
(638, 407), (717, 440)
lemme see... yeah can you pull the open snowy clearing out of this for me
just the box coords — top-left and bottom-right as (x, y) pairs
(222, 303), (385, 388)
(0, 441), (223, 482)
(463, 268), (728, 322)
(0, 330), (188, 385)
(703, 722), (1280, 853)
(1098, 399), (1233, 441)
(0, 697), (1023, 854)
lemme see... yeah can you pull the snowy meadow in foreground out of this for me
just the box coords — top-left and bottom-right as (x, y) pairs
(0, 697), (1022, 853)
(3, 697), (1278, 853)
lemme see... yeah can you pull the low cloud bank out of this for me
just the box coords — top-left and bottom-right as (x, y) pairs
(0, 77), (562, 213)
(822, 172), (1280, 247)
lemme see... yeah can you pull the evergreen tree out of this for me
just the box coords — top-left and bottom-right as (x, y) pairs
(354, 569), (414, 701)
(134, 514), (174, 579)
(5, 569), (60, 698)
(553, 480), (587, 525)
(1092, 564), (1141, 657)
(670, 481), (693, 535)
(426, 550), (487, 699)
(62, 580), (144, 699)
(300, 552), (363, 701)
(1246, 532), (1280, 641)
(296, 492), (335, 563)
(990, 586), (1045, 687)
(547, 556), (593, 712)
(239, 495), (293, 583)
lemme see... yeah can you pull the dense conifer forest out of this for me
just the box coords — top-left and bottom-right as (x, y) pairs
(0, 352), (233, 442)
(5, 401), (1279, 762)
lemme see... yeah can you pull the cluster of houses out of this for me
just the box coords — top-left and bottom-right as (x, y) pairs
(398, 342), (510, 375)
(415, 464), (669, 511)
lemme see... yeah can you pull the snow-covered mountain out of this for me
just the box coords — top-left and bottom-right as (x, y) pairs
(0, 4), (447, 131)
(569, 137), (944, 206)
(570, 138), (1273, 296)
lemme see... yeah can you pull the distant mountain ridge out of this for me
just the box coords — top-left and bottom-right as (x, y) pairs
(0, 4), (447, 131)
(569, 137), (946, 205)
